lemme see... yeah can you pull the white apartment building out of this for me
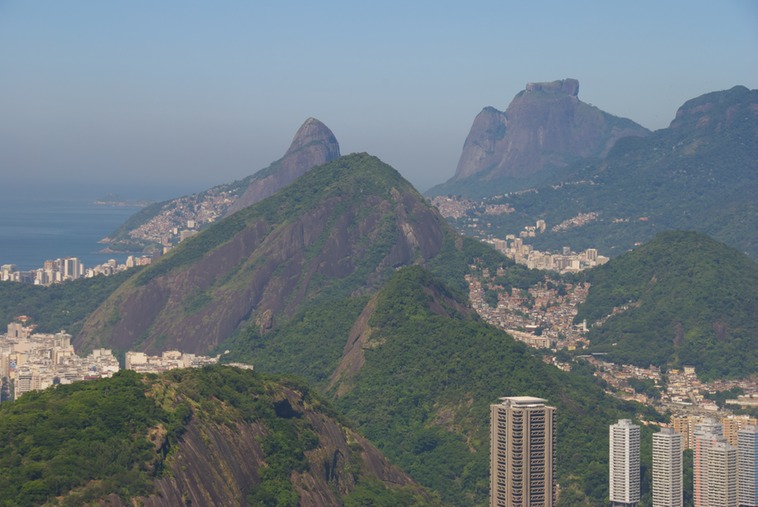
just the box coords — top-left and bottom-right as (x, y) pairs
(653, 428), (683, 507)
(610, 419), (641, 507)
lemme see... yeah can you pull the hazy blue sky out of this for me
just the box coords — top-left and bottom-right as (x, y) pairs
(1, 1), (757, 197)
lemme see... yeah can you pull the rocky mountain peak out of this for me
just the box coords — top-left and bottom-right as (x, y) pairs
(227, 117), (341, 213)
(525, 78), (579, 96)
(286, 117), (340, 155)
(668, 85), (757, 133)
(428, 79), (649, 197)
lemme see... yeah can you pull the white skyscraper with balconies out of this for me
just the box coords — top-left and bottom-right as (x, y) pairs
(739, 426), (758, 507)
(707, 440), (737, 507)
(653, 428), (683, 507)
(610, 419), (641, 507)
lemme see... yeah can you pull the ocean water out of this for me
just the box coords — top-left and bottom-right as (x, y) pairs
(0, 198), (142, 272)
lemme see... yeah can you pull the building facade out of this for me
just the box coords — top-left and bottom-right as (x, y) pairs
(706, 441), (737, 507)
(739, 426), (758, 507)
(653, 428), (683, 507)
(490, 396), (556, 507)
(609, 419), (641, 507)
(694, 421), (725, 507)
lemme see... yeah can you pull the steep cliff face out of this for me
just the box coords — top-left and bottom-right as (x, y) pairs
(77, 154), (453, 355)
(227, 117), (341, 214)
(431, 79), (649, 196)
(453, 106), (508, 180)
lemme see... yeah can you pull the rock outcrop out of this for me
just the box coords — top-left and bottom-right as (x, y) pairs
(20, 367), (432, 507)
(431, 79), (650, 196)
(668, 85), (756, 133)
(128, 379), (422, 507)
(227, 117), (340, 214)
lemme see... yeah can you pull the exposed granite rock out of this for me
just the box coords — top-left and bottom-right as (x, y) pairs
(453, 106), (508, 180)
(91, 373), (426, 507)
(437, 79), (650, 194)
(227, 117), (340, 214)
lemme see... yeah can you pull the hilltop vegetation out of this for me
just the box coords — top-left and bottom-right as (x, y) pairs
(0, 370), (176, 506)
(219, 235), (543, 391)
(576, 231), (758, 380)
(0, 366), (436, 507)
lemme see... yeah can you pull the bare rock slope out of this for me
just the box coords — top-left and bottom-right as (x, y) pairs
(431, 78), (649, 195)
(228, 117), (341, 214)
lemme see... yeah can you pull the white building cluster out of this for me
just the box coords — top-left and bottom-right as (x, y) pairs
(608, 418), (758, 507)
(1, 255), (151, 286)
(490, 234), (609, 273)
(124, 350), (220, 373)
(0, 319), (119, 400)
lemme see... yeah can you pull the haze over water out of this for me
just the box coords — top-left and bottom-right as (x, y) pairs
(0, 197), (141, 272)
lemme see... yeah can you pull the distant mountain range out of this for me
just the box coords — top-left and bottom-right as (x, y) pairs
(431, 84), (758, 259)
(2, 81), (757, 506)
(428, 78), (650, 196)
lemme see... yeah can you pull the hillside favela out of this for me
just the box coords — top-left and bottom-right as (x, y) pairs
(1, 4), (757, 507)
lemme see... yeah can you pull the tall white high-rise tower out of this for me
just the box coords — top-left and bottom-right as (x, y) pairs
(652, 427), (683, 507)
(610, 419), (641, 507)
(694, 421), (725, 507)
(739, 426), (758, 507)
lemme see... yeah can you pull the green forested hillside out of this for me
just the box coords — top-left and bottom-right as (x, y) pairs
(576, 231), (758, 379)
(0, 370), (178, 506)
(232, 266), (660, 506)
(219, 234), (542, 390)
(332, 267), (660, 506)
(0, 270), (133, 335)
(0, 367), (434, 507)
(79, 152), (539, 357)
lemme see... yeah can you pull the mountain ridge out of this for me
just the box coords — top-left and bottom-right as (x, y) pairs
(76, 153), (473, 355)
(428, 78), (650, 196)
(227, 117), (341, 214)
(436, 85), (758, 259)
